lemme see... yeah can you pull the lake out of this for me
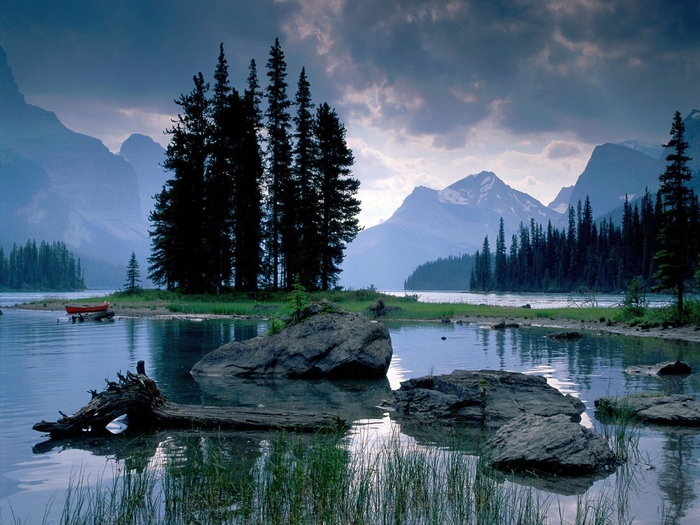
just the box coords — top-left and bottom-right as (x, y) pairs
(1, 296), (700, 523)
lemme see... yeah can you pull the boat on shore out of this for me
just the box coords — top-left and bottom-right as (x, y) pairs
(65, 301), (110, 314)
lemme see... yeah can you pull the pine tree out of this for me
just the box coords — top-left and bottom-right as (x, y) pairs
(149, 73), (210, 292)
(233, 59), (265, 293)
(124, 252), (141, 294)
(205, 44), (236, 293)
(264, 38), (294, 289)
(314, 103), (361, 290)
(479, 236), (492, 290)
(293, 67), (320, 289)
(654, 111), (697, 316)
(494, 218), (507, 290)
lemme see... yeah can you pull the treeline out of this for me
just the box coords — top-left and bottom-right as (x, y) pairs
(0, 239), (86, 290)
(149, 39), (360, 294)
(405, 191), (695, 293)
(404, 253), (476, 290)
(468, 191), (698, 293)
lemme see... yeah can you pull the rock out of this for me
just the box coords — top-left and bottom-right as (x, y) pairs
(367, 298), (402, 317)
(547, 331), (583, 340)
(191, 312), (393, 379)
(488, 414), (618, 475)
(595, 393), (700, 426)
(490, 319), (520, 329)
(387, 370), (585, 429)
(520, 304), (532, 309)
(625, 360), (692, 376)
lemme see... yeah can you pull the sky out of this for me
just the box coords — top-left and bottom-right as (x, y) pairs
(1, 0), (699, 228)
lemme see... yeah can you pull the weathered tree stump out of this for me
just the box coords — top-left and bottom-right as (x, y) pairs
(33, 369), (347, 439)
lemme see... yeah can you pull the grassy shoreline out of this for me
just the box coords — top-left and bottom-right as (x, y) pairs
(15, 288), (700, 343)
(22, 288), (620, 322)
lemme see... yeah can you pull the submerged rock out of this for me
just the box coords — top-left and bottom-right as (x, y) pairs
(191, 312), (392, 379)
(488, 414), (618, 475)
(547, 331), (583, 340)
(490, 319), (520, 329)
(595, 393), (700, 426)
(625, 360), (692, 376)
(386, 370), (585, 429)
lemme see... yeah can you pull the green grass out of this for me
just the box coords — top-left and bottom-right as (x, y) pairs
(87, 288), (627, 323)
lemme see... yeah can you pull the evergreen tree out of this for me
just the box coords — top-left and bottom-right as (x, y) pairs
(494, 218), (507, 290)
(264, 38), (294, 289)
(234, 59), (265, 293)
(124, 252), (141, 294)
(205, 44), (236, 293)
(479, 236), (492, 290)
(292, 67), (321, 289)
(149, 73), (210, 292)
(654, 111), (698, 316)
(314, 103), (361, 290)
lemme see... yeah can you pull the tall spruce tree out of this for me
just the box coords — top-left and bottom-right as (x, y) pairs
(149, 73), (210, 292)
(264, 38), (294, 289)
(494, 218), (507, 290)
(124, 252), (141, 294)
(314, 103), (360, 290)
(205, 44), (236, 293)
(654, 111), (697, 316)
(233, 59), (265, 292)
(293, 67), (321, 289)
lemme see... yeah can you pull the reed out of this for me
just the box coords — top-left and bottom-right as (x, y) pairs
(25, 430), (639, 525)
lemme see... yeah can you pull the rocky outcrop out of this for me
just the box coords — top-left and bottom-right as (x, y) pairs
(595, 394), (700, 426)
(386, 370), (585, 429)
(625, 360), (692, 376)
(488, 414), (618, 475)
(547, 331), (583, 340)
(191, 312), (392, 379)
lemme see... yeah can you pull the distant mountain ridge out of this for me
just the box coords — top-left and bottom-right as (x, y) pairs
(340, 171), (566, 290)
(0, 46), (164, 286)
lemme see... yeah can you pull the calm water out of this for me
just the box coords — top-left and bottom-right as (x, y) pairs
(2, 301), (700, 523)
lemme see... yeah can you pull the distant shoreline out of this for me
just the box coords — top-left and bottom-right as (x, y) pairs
(14, 298), (700, 345)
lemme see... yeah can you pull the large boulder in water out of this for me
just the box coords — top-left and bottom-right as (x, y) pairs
(191, 312), (392, 379)
(625, 360), (692, 376)
(386, 370), (585, 429)
(595, 393), (700, 426)
(488, 414), (618, 475)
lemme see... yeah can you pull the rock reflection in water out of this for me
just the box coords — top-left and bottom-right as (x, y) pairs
(193, 374), (392, 425)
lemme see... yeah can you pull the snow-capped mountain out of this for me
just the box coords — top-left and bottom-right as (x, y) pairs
(340, 171), (566, 290)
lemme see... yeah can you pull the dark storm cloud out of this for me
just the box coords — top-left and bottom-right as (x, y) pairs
(302, 0), (700, 144)
(1, 0), (698, 147)
(0, 0), (297, 111)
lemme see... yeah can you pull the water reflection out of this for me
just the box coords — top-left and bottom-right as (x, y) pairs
(5, 311), (700, 524)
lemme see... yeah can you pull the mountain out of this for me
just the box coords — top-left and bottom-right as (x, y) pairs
(548, 185), (574, 214)
(615, 139), (663, 159)
(0, 46), (151, 284)
(568, 143), (659, 217)
(340, 171), (566, 290)
(118, 134), (168, 220)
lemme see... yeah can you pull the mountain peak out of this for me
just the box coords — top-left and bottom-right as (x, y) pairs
(0, 46), (26, 109)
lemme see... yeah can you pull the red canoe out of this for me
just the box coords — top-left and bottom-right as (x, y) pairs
(65, 302), (110, 314)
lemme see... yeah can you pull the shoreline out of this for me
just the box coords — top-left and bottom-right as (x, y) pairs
(14, 300), (700, 344)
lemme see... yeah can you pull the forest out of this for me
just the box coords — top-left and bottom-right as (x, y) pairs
(0, 239), (86, 291)
(407, 191), (697, 294)
(407, 111), (700, 302)
(149, 39), (360, 294)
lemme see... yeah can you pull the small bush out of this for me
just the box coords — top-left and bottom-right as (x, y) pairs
(620, 277), (648, 319)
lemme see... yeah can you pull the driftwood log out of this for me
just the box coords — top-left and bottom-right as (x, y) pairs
(33, 367), (347, 439)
